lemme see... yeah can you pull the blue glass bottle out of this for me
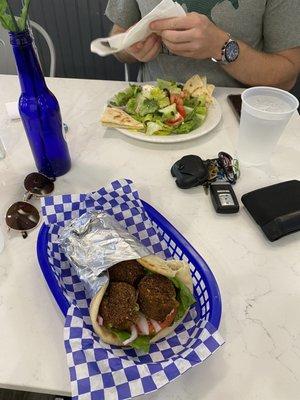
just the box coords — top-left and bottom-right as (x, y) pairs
(10, 30), (71, 177)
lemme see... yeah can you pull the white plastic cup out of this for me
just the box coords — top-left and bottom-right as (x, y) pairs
(237, 87), (299, 166)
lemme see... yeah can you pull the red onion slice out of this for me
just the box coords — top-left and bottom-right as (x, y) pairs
(97, 316), (103, 326)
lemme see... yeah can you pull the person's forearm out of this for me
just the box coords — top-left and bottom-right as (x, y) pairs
(223, 41), (298, 90)
(150, 14), (299, 90)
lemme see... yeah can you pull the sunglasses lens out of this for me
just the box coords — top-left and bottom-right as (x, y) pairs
(6, 202), (40, 231)
(24, 173), (54, 196)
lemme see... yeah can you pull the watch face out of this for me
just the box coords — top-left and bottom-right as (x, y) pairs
(225, 41), (239, 62)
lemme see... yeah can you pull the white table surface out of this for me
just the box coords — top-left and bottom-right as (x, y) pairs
(0, 75), (299, 399)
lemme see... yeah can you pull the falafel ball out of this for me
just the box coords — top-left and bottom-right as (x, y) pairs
(100, 282), (139, 331)
(109, 260), (146, 287)
(138, 274), (179, 322)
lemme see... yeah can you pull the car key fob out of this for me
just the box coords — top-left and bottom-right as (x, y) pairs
(171, 155), (209, 189)
(210, 182), (239, 214)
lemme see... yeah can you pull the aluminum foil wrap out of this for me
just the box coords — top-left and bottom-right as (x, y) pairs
(59, 211), (150, 297)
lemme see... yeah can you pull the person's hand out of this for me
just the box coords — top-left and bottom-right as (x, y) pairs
(150, 13), (228, 60)
(126, 33), (162, 62)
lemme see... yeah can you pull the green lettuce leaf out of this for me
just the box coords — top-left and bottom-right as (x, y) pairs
(184, 95), (206, 108)
(112, 329), (151, 353)
(184, 106), (194, 115)
(172, 115), (202, 135)
(184, 107), (197, 122)
(149, 87), (170, 108)
(158, 103), (177, 121)
(198, 95), (206, 107)
(196, 105), (207, 115)
(139, 98), (159, 116)
(130, 335), (151, 353)
(125, 97), (137, 114)
(183, 97), (199, 108)
(146, 121), (172, 136)
(170, 277), (196, 321)
(197, 114), (207, 124)
(157, 79), (182, 94)
(111, 84), (142, 107)
(142, 113), (155, 123)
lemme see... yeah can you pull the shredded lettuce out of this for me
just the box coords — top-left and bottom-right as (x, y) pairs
(112, 329), (151, 353)
(170, 277), (196, 321)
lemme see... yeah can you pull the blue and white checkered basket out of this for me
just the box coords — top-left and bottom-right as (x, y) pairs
(37, 179), (224, 400)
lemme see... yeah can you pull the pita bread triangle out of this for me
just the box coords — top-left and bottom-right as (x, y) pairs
(101, 107), (144, 131)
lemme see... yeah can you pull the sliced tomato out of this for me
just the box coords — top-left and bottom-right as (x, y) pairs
(170, 94), (186, 118)
(166, 114), (184, 126)
(170, 94), (177, 104)
(135, 308), (178, 337)
(159, 308), (177, 330)
(177, 103), (186, 118)
(170, 94), (183, 106)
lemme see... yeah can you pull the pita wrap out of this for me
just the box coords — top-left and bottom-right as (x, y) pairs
(90, 255), (194, 347)
(101, 107), (144, 131)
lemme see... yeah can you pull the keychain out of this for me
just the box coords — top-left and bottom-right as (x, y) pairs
(205, 153), (240, 213)
(204, 152), (240, 193)
(171, 152), (240, 190)
(206, 152), (240, 185)
(171, 152), (241, 214)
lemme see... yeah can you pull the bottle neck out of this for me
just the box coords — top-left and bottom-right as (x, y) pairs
(9, 30), (47, 95)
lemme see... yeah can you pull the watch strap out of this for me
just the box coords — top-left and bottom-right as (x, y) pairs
(211, 33), (233, 65)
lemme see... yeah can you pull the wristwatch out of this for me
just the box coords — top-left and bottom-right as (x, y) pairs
(211, 34), (240, 65)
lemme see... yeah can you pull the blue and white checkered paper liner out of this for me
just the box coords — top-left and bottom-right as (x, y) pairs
(41, 179), (224, 400)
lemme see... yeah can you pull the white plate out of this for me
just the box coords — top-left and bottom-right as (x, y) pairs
(115, 97), (222, 144)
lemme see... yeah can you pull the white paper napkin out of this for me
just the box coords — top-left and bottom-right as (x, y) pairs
(91, 0), (186, 57)
(5, 101), (20, 120)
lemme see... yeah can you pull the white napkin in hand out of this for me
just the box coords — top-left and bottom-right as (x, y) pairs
(91, 0), (186, 57)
